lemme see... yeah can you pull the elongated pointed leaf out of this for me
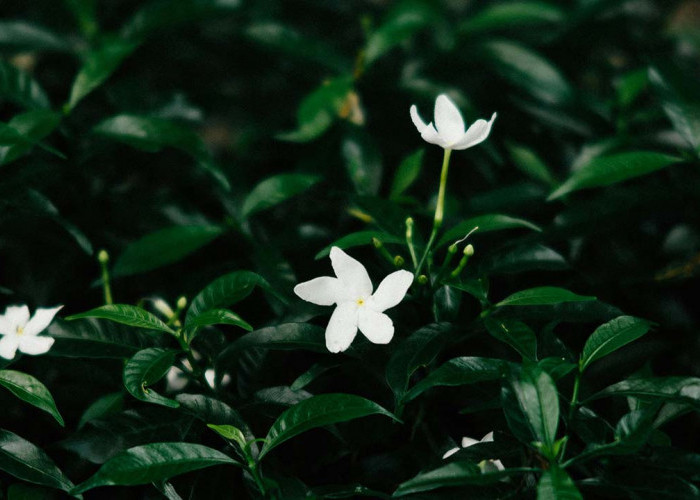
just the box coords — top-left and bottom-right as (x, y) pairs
(581, 316), (652, 370)
(67, 304), (176, 335)
(587, 377), (700, 409)
(113, 225), (224, 277)
(496, 287), (595, 307)
(0, 370), (64, 426)
(0, 110), (61, 165)
(184, 308), (252, 332)
(537, 466), (582, 500)
(506, 142), (557, 187)
(0, 429), (74, 492)
(390, 149), (424, 199)
(124, 348), (179, 408)
(0, 21), (70, 52)
(0, 61), (50, 109)
(402, 357), (509, 404)
(291, 361), (341, 391)
(342, 127), (383, 196)
(548, 152), (680, 200)
(78, 392), (124, 429)
(461, 2), (565, 34)
(71, 442), (239, 494)
(241, 174), (320, 219)
(259, 393), (398, 459)
(482, 244), (568, 275)
(437, 214), (541, 248)
(484, 318), (537, 360)
(649, 66), (700, 151)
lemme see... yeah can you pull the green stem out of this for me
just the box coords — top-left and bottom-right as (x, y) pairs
(249, 463), (267, 497)
(98, 250), (113, 305)
(415, 149), (452, 277)
(560, 367), (582, 461)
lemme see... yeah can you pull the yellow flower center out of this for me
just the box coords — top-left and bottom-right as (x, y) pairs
(356, 298), (365, 306)
(16, 326), (24, 336)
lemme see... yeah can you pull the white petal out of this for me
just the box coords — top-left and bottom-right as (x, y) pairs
(421, 122), (449, 148)
(479, 459), (505, 474)
(330, 247), (372, 298)
(461, 436), (480, 448)
(491, 459), (505, 472)
(18, 335), (54, 355)
(204, 369), (216, 389)
(410, 105), (427, 133)
(452, 112), (497, 150)
(0, 335), (19, 359)
(23, 306), (63, 336)
(442, 447), (460, 459)
(369, 270), (413, 312)
(294, 277), (342, 306)
(434, 94), (465, 147)
(481, 431), (494, 442)
(357, 308), (394, 345)
(2, 305), (30, 332)
(325, 302), (358, 353)
(166, 366), (188, 392)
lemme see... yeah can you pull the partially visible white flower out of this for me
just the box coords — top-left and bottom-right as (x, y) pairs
(294, 247), (414, 353)
(166, 365), (189, 392)
(204, 369), (231, 390)
(0, 305), (62, 360)
(410, 94), (496, 150)
(442, 431), (505, 472)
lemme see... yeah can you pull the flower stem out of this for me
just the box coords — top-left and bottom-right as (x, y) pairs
(415, 149), (452, 277)
(560, 366), (582, 461)
(98, 249), (113, 305)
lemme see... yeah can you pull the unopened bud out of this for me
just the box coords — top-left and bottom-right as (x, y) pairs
(98, 249), (109, 264)
(372, 237), (383, 249)
(464, 244), (474, 257)
(418, 274), (429, 285)
(153, 299), (175, 319)
(176, 296), (187, 310)
(394, 255), (405, 267)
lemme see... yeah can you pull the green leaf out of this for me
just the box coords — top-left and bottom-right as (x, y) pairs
(207, 424), (246, 448)
(64, 0), (98, 37)
(186, 270), (273, 322)
(123, 348), (179, 408)
(291, 361), (340, 391)
(484, 318), (537, 360)
(0, 61), (50, 109)
(67, 304), (176, 335)
(0, 21), (71, 52)
(506, 142), (557, 187)
(649, 65), (700, 151)
(259, 393), (398, 459)
(461, 2), (565, 34)
(502, 364), (559, 449)
(580, 316), (652, 371)
(537, 466), (582, 500)
(481, 244), (569, 275)
(587, 377), (700, 409)
(78, 392), (124, 429)
(184, 308), (252, 332)
(66, 37), (140, 111)
(548, 152), (680, 200)
(495, 287), (595, 307)
(47, 317), (161, 358)
(0, 110), (61, 165)
(241, 174), (321, 219)
(0, 429), (74, 492)
(71, 442), (239, 494)
(386, 323), (452, 401)
(479, 40), (573, 104)
(437, 214), (541, 248)
(314, 231), (405, 260)
(113, 225), (224, 277)
(394, 462), (534, 496)
(245, 22), (351, 73)
(402, 357), (508, 404)
(390, 149), (424, 199)
(0, 370), (64, 426)
(341, 127), (383, 196)
(277, 76), (353, 142)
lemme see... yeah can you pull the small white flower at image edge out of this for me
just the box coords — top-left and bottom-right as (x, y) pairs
(0, 304), (63, 360)
(442, 431), (505, 473)
(410, 94), (496, 150)
(294, 247), (413, 353)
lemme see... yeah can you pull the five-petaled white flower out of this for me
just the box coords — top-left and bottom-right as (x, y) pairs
(294, 247), (413, 353)
(410, 94), (496, 150)
(0, 305), (62, 360)
(442, 431), (506, 472)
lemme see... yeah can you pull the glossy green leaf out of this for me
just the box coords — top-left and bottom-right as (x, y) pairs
(506, 142), (557, 187)
(495, 287), (595, 307)
(0, 110), (61, 165)
(186, 270), (273, 322)
(433, 285), (462, 321)
(587, 377), (700, 409)
(67, 304), (176, 335)
(123, 348), (179, 408)
(481, 245), (569, 275)
(184, 308), (252, 332)
(113, 225), (223, 277)
(437, 214), (541, 248)
(314, 231), (404, 260)
(649, 66), (700, 151)
(0, 61), (50, 109)
(67, 37), (140, 111)
(479, 40), (573, 104)
(291, 361), (340, 391)
(241, 173), (321, 219)
(0, 370), (64, 426)
(537, 466), (582, 500)
(484, 318), (537, 360)
(548, 152), (680, 200)
(0, 429), (74, 492)
(581, 316), (652, 370)
(386, 323), (452, 400)
(78, 392), (124, 429)
(0, 21), (70, 52)
(207, 424), (246, 448)
(71, 442), (239, 494)
(259, 393), (398, 459)
(342, 127), (383, 196)
(402, 357), (508, 403)
(390, 149), (424, 199)
(502, 364), (559, 449)
(461, 2), (565, 34)
(277, 76), (353, 142)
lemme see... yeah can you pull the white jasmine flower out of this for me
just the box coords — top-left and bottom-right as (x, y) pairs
(294, 247), (413, 353)
(442, 431), (505, 472)
(0, 305), (62, 360)
(410, 94), (496, 150)
(204, 368), (231, 389)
